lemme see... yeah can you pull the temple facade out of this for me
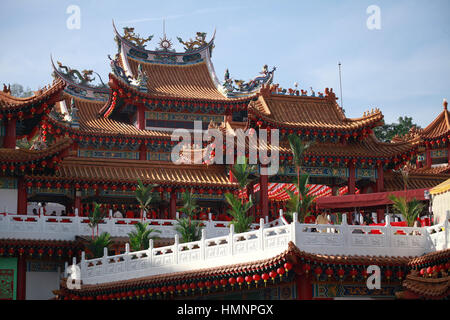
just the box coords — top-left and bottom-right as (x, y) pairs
(0, 24), (449, 300)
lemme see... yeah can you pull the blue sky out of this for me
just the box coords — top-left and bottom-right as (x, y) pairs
(1, 0), (449, 127)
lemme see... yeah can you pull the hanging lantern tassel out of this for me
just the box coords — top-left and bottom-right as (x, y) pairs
(261, 273), (269, 287)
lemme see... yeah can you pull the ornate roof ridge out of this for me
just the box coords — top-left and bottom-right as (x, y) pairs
(420, 99), (450, 139)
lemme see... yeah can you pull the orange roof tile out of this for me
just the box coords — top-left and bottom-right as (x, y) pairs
(248, 93), (384, 131)
(27, 157), (237, 188)
(402, 275), (449, 298)
(0, 80), (65, 111)
(0, 138), (72, 163)
(420, 101), (450, 140)
(126, 58), (240, 101)
(52, 95), (172, 139)
(384, 171), (449, 191)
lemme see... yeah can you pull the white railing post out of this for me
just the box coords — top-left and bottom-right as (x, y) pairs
(75, 208), (78, 217)
(259, 218), (265, 250)
(292, 212), (298, 244)
(102, 247), (108, 273)
(208, 212), (212, 221)
(444, 210), (449, 250)
(176, 212), (179, 219)
(229, 224), (234, 256)
(64, 261), (68, 278)
(173, 234), (179, 264)
(124, 243), (130, 272)
(341, 213), (349, 254)
(80, 252), (85, 279)
(265, 216), (269, 224)
(385, 214), (391, 249)
(200, 229), (206, 260)
(148, 239), (154, 266)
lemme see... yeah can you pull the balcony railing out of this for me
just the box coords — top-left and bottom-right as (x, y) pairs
(64, 211), (449, 285)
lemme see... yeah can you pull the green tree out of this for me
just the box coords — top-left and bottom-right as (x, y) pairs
(127, 222), (161, 251)
(88, 202), (106, 239)
(175, 190), (203, 243)
(224, 157), (256, 233)
(9, 83), (33, 98)
(225, 192), (254, 233)
(285, 175), (317, 223)
(175, 218), (203, 243)
(179, 190), (198, 218)
(134, 179), (157, 220)
(86, 232), (112, 259)
(374, 116), (419, 142)
(388, 195), (425, 227)
(287, 134), (310, 188)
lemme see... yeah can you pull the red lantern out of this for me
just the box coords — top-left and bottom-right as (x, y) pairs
(236, 276), (244, 288)
(314, 266), (322, 278)
(228, 277), (236, 287)
(261, 273), (269, 286)
(325, 267), (333, 278)
(385, 269), (393, 281)
(213, 280), (220, 289)
(220, 279), (227, 288)
(269, 271), (277, 282)
(284, 262), (293, 272)
(204, 281), (212, 290)
(337, 268), (345, 279)
(350, 268), (358, 280)
(303, 263), (311, 274)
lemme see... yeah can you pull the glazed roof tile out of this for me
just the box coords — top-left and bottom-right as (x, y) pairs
(248, 94), (384, 131)
(420, 101), (450, 140)
(0, 138), (72, 162)
(384, 171), (450, 192)
(27, 157), (237, 188)
(0, 80), (65, 110)
(127, 58), (241, 101)
(53, 95), (172, 138)
(402, 275), (449, 298)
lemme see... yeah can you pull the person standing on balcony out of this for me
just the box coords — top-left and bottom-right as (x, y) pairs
(316, 212), (330, 233)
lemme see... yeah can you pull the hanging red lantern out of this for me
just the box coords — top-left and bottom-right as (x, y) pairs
(167, 286), (175, 295)
(350, 268), (358, 280)
(303, 263), (311, 274)
(396, 270), (404, 280)
(204, 281), (212, 291)
(385, 269), (392, 281)
(213, 279), (220, 289)
(284, 262), (293, 272)
(228, 277), (236, 288)
(337, 268), (345, 279)
(269, 270), (277, 282)
(220, 278), (227, 288)
(236, 276), (244, 288)
(253, 274), (261, 287)
(261, 273), (269, 286)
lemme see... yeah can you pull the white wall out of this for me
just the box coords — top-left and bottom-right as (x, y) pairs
(432, 191), (450, 224)
(0, 189), (17, 214)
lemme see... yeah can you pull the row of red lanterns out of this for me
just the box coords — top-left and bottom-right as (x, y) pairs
(114, 89), (247, 111)
(0, 246), (77, 258)
(0, 103), (49, 121)
(26, 181), (228, 195)
(1, 158), (60, 174)
(419, 263), (449, 277)
(303, 263), (406, 281)
(65, 263), (293, 300)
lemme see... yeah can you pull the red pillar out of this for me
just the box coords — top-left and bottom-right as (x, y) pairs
(16, 255), (27, 300)
(4, 118), (17, 149)
(74, 193), (81, 216)
(137, 104), (145, 130)
(17, 177), (28, 215)
(426, 148), (432, 168)
(259, 169), (269, 220)
(376, 165), (384, 193)
(139, 143), (147, 161)
(296, 274), (313, 300)
(170, 191), (177, 219)
(348, 163), (355, 194)
(448, 144), (450, 165)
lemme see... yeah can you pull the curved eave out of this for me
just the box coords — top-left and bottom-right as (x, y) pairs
(420, 108), (450, 140)
(247, 96), (384, 132)
(51, 57), (110, 102)
(0, 79), (65, 112)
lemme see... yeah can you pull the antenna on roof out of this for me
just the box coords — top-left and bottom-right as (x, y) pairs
(163, 18), (166, 38)
(338, 62), (344, 109)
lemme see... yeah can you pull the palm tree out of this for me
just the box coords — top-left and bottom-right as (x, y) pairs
(225, 193), (254, 233)
(127, 222), (161, 251)
(179, 190), (198, 219)
(285, 175), (317, 223)
(135, 179), (157, 220)
(388, 194), (425, 227)
(88, 202), (106, 239)
(231, 156), (257, 196)
(86, 232), (112, 259)
(175, 189), (202, 243)
(287, 134), (311, 188)
(175, 218), (203, 243)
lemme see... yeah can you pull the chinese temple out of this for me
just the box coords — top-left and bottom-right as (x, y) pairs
(0, 23), (449, 300)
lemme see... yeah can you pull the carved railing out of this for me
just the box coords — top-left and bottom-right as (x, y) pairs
(65, 212), (449, 285)
(0, 212), (281, 241)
